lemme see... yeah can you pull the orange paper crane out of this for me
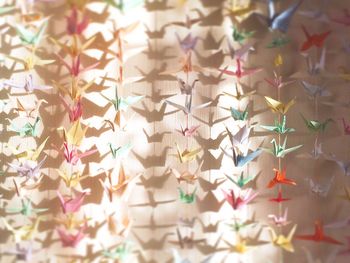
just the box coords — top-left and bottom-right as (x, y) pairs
(296, 220), (343, 245)
(267, 168), (297, 188)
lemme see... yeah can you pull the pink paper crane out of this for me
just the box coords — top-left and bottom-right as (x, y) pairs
(62, 142), (97, 165)
(268, 208), (290, 227)
(66, 7), (89, 35)
(57, 190), (88, 214)
(341, 118), (350, 135)
(60, 95), (83, 122)
(56, 224), (86, 247)
(222, 188), (258, 210)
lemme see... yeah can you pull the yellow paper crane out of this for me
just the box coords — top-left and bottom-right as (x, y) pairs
(56, 169), (89, 188)
(53, 78), (94, 100)
(173, 143), (201, 163)
(50, 35), (96, 58)
(264, 96), (296, 115)
(6, 54), (54, 71)
(1, 217), (42, 243)
(58, 120), (88, 146)
(269, 224), (297, 252)
(6, 137), (49, 161)
(274, 54), (283, 67)
(54, 214), (91, 230)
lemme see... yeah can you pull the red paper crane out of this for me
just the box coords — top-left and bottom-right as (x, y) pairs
(300, 25), (331, 51)
(219, 59), (262, 79)
(296, 220), (343, 245)
(341, 118), (350, 135)
(267, 168), (297, 188)
(66, 7), (89, 35)
(269, 189), (290, 203)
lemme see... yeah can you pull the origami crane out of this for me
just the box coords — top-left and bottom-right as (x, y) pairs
(269, 189), (290, 203)
(104, 0), (144, 12)
(230, 105), (248, 121)
(6, 243), (38, 262)
(232, 26), (255, 44)
(296, 220), (343, 245)
(268, 208), (290, 227)
(331, 8), (350, 26)
(222, 146), (262, 167)
(268, 225), (297, 252)
(165, 94), (211, 115)
(100, 86), (143, 112)
(274, 53), (283, 67)
(266, 36), (290, 48)
(8, 156), (47, 180)
(300, 25), (331, 51)
(173, 143), (201, 163)
(15, 20), (47, 47)
(264, 96), (295, 115)
(301, 114), (333, 133)
(54, 78), (94, 100)
(56, 54), (99, 78)
(57, 169), (89, 188)
(175, 33), (199, 53)
(265, 71), (295, 89)
(256, 0), (303, 32)
(6, 198), (47, 216)
(50, 34), (96, 58)
(61, 142), (97, 165)
(99, 164), (141, 202)
(54, 213), (90, 230)
(267, 168), (297, 188)
(225, 172), (258, 189)
(222, 82), (256, 101)
(226, 41), (255, 62)
(8, 117), (41, 137)
(14, 98), (47, 119)
(260, 115), (295, 134)
(177, 77), (198, 95)
(5, 53), (54, 71)
(6, 136), (48, 161)
(60, 96), (83, 122)
(263, 137), (302, 158)
(66, 6), (89, 35)
(305, 176), (334, 197)
(225, 124), (252, 155)
(1, 74), (52, 92)
(219, 59), (262, 79)
(176, 124), (200, 137)
(102, 242), (133, 260)
(57, 190), (88, 214)
(341, 118), (350, 135)
(1, 217), (42, 242)
(301, 81), (331, 98)
(222, 188), (258, 210)
(171, 161), (202, 184)
(58, 120), (88, 147)
(178, 187), (197, 204)
(108, 142), (132, 159)
(57, 224), (86, 247)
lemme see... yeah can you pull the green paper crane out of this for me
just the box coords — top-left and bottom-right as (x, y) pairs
(0, 5), (15, 15)
(263, 137), (302, 158)
(102, 242), (132, 261)
(266, 36), (290, 48)
(101, 86), (143, 112)
(8, 117), (41, 137)
(15, 21), (47, 47)
(178, 187), (197, 204)
(301, 114), (333, 133)
(260, 115), (295, 134)
(6, 198), (48, 217)
(108, 142), (132, 159)
(230, 106), (248, 121)
(225, 172), (257, 189)
(104, 0), (144, 12)
(232, 26), (255, 44)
